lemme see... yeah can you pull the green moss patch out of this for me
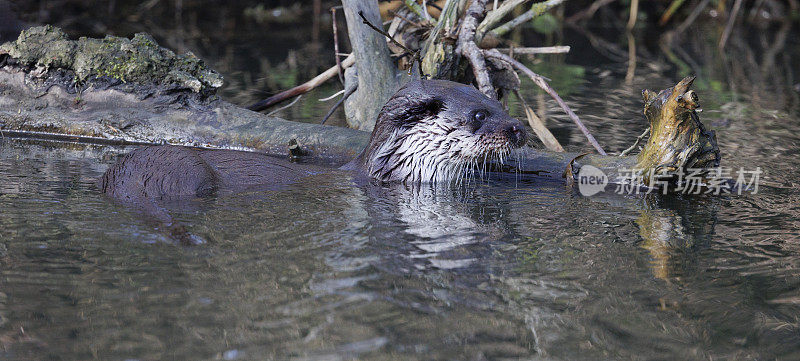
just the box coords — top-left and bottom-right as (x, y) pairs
(0, 25), (223, 93)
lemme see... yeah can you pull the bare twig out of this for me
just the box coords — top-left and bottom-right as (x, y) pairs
(319, 89), (346, 101)
(477, 0), (527, 37)
(486, 50), (607, 155)
(458, 0), (497, 98)
(625, 0), (639, 83)
(619, 127), (649, 157)
(659, 0), (686, 25)
(627, 0), (639, 29)
(566, 0), (615, 23)
(248, 54), (355, 112)
(266, 95), (303, 117)
(674, 0), (711, 36)
(321, 83), (358, 125)
(488, 0), (565, 39)
(496, 46), (570, 55)
(331, 6), (344, 85)
(357, 10), (423, 75)
(719, 0), (743, 49)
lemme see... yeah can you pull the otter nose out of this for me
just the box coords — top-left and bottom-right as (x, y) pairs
(504, 123), (527, 147)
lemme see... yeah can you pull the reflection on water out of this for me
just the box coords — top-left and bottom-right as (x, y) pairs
(1, 135), (799, 359)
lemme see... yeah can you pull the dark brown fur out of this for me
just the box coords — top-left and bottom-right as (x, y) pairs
(101, 146), (321, 201)
(99, 80), (527, 243)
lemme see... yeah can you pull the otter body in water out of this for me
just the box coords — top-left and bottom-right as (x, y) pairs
(100, 80), (527, 202)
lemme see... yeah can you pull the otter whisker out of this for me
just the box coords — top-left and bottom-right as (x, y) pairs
(355, 80), (527, 186)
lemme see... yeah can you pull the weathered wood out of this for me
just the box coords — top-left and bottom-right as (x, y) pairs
(0, 67), (369, 164)
(420, 0), (467, 79)
(484, 0), (565, 39)
(341, 0), (403, 131)
(636, 77), (720, 184)
(458, 0), (496, 98)
(496, 46), (571, 54)
(475, 0), (528, 43)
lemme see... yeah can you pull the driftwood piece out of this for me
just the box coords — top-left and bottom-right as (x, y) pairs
(496, 46), (571, 55)
(0, 66), (368, 163)
(457, 0), (497, 98)
(420, 0), (466, 79)
(475, 0), (528, 41)
(491, 0), (565, 39)
(341, 0), (403, 131)
(636, 76), (720, 184)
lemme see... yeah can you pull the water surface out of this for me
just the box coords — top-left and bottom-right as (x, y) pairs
(2, 2), (800, 359)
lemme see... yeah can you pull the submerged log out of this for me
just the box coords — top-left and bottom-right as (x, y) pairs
(0, 26), (721, 192)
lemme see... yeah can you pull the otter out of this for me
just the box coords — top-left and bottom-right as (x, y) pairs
(100, 80), (527, 203)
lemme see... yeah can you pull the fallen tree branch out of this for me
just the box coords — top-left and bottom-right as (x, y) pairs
(331, 6), (345, 85)
(266, 95), (303, 117)
(488, 0), (565, 39)
(248, 53), (355, 112)
(321, 83), (358, 125)
(485, 49), (607, 155)
(619, 127), (649, 157)
(476, 0), (528, 39)
(457, 0), (497, 98)
(496, 46), (571, 55)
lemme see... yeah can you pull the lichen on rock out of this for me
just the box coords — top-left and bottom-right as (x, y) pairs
(0, 25), (223, 93)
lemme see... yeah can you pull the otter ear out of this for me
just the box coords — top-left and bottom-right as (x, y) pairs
(381, 95), (444, 126)
(405, 96), (444, 123)
(642, 89), (657, 103)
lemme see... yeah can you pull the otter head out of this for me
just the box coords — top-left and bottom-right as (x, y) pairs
(358, 79), (527, 185)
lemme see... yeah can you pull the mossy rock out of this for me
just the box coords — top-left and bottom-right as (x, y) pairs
(0, 25), (223, 93)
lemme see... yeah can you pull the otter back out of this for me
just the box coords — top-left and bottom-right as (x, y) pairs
(100, 145), (322, 201)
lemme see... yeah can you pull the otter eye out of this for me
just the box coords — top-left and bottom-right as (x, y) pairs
(467, 110), (487, 132)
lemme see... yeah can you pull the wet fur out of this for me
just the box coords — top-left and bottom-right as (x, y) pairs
(100, 80), (526, 243)
(344, 80), (526, 185)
